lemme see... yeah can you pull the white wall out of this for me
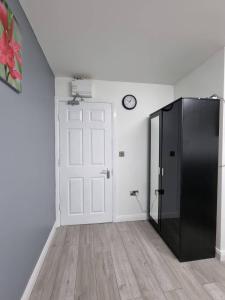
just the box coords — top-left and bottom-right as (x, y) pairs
(55, 78), (174, 221)
(175, 49), (224, 99)
(175, 48), (225, 258)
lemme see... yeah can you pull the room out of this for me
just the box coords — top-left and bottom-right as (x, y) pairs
(1, 0), (225, 299)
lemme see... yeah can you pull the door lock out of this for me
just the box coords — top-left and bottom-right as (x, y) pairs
(100, 168), (110, 179)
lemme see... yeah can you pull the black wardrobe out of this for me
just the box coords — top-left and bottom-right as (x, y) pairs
(149, 97), (220, 262)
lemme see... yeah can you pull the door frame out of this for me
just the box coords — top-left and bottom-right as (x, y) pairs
(55, 97), (117, 227)
(149, 109), (162, 233)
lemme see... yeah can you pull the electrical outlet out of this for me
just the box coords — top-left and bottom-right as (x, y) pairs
(130, 190), (139, 196)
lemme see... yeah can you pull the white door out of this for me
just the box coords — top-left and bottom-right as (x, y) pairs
(59, 102), (113, 225)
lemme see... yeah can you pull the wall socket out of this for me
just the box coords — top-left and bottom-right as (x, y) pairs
(130, 190), (139, 196)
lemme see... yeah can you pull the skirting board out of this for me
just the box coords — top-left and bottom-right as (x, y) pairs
(216, 247), (225, 261)
(21, 222), (56, 300)
(115, 213), (147, 222)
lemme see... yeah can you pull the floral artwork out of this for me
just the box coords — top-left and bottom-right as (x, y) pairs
(0, 0), (22, 92)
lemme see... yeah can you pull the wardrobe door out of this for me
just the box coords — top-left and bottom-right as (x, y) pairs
(180, 98), (219, 261)
(161, 101), (181, 257)
(149, 111), (162, 231)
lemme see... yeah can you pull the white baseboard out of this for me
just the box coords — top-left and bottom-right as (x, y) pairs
(21, 222), (56, 300)
(216, 247), (225, 261)
(115, 213), (147, 222)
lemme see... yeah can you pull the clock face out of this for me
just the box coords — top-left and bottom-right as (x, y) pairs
(122, 95), (137, 110)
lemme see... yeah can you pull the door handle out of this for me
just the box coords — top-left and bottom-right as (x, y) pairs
(100, 168), (110, 179)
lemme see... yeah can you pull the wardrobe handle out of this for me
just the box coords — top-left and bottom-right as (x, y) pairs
(155, 189), (164, 195)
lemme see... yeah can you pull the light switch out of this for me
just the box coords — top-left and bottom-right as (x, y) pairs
(119, 151), (125, 157)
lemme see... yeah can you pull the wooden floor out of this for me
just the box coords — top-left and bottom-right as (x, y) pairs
(30, 221), (225, 300)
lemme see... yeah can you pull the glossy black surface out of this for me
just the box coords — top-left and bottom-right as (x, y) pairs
(180, 98), (219, 261)
(149, 98), (219, 262)
(161, 101), (181, 258)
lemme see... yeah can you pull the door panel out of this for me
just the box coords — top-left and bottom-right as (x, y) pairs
(181, 99), (219, 260)
(161, 102), (180, 256)
(91, 129), (105, 165)
(59, 102), (113, 225)
(68, 109), (83, 121)
(90, 110), (105, 122)
(149, 112), (161, 229)
(69, 178), (84, 214)
(68, 129), (83, 165)
(91, 177), (105, 213)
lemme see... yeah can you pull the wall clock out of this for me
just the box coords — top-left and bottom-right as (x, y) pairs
(122, 95), (137, 110)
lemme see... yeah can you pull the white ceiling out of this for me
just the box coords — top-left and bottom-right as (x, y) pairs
(20, 0), (225, 84)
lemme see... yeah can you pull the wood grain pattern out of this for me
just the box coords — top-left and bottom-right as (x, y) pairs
(74, 225), (98, 300)
(50, 226), (80, 300)
(151, 237), (212, 300)
(92, 224), (120, 300)
(204, 282), (225, 300)
(29, 221), (225, 300)
(117, 222), (166, 300)
(105, 222), (141, 300)
(133, 221), (181, 292)
(165, 289), (190, 300)
(30, 227), (67, 300)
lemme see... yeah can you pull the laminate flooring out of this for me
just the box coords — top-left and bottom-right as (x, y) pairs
(29, 221), (225, 300)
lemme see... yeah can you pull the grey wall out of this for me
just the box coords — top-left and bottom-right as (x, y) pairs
(0, 1), (55, 300)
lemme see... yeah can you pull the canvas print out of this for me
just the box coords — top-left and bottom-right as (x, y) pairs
(0, 0), (22, 92)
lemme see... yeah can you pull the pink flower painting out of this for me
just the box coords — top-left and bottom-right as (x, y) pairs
(0, 0), (22, 92)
